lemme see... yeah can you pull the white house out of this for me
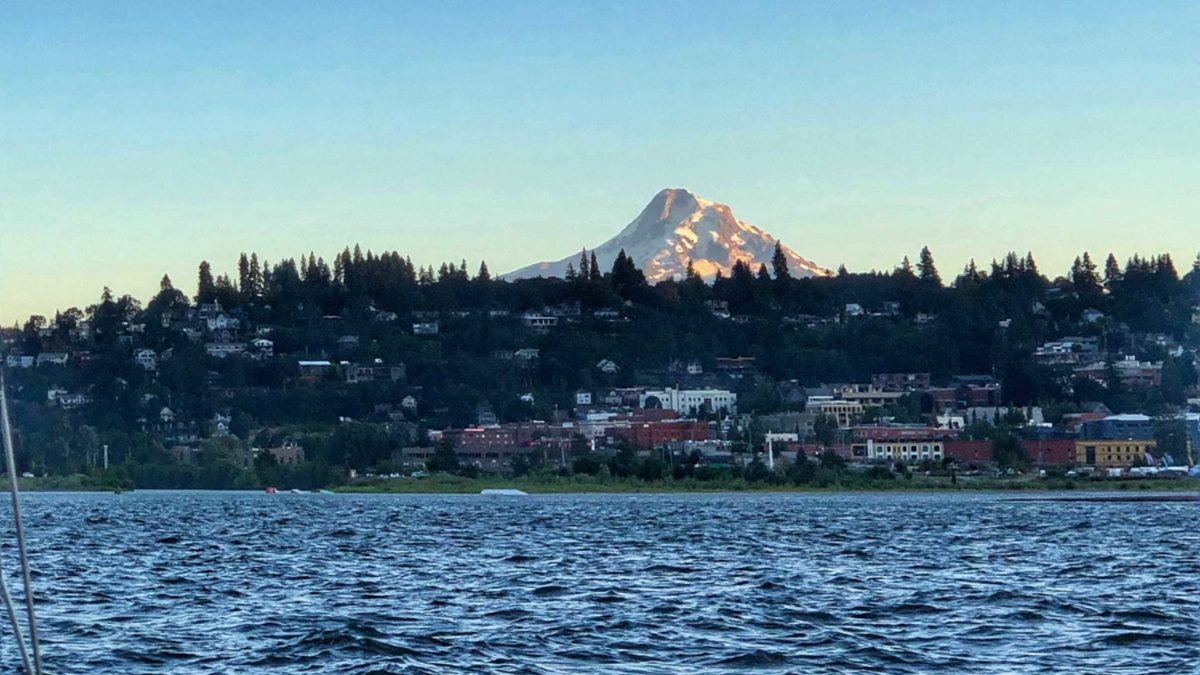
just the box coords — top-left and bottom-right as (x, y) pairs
(205, 342), (247, 359)
(596, 359), (621, 374)
(206, 314), (241, 331)
(522, 313), (558, 330)
(640, 388), (737, 416)
(251, 338), (274, 358)
(36, 352), (69, 366)
(575, 390), (593, 406)
(134, 349), (158, 371)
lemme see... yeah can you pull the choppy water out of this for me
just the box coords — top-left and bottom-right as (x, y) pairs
(1, 491), (1198, 673)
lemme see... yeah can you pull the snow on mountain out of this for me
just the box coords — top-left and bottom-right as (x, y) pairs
(506, 188), (829, 282)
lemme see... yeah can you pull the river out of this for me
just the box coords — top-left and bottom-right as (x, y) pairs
(2, 491), (1197, 673)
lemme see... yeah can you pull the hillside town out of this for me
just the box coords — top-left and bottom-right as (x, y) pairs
(3, 245), (1200, 489)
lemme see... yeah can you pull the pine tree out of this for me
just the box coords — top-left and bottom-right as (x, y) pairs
(197, 261), (215, 303)
(589, 251), (603, 281)
(238, 253), (251, 294)
(897, 256), (914, 277)
(771, 241), (791, 280)
(685, 259), (700, 281)
(249, 253), (262, 297)
(916, 246), (941, 285)
(578, 249), (590, 279)
(756, 263), (771, 282)
(160, 274), (174, 292)
(565, 263), (577, 281)
(1103, 253), (1121, 289)
(476, 261), (491, 282)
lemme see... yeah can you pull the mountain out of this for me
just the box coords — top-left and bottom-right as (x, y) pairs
(506, 188), (829, 282)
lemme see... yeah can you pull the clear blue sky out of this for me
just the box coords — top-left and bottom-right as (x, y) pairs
(2, 1), (1198, 322)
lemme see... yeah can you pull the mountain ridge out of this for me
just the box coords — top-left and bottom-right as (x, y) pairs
(506, 188), (829, 282)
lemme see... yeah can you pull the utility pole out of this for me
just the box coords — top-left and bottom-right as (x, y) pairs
(103, 444), (109, 470)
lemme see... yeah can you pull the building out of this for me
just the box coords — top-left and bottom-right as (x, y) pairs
(715, 357), (756, 374)
(205, 342), (247, 358)
(862, 438), (944, 463)
(251, 338), (274, 358)
(297, 360), (334, 381)
(36, 352), (69, 366)
(1075, 413), (1159, 468)
(575, 390), (593, 406)
(521, 313), (559, 330)
(1076, 439), (1156, 468)
(943, 440), (992, 464)
(1025, 439), (1076, 466)
(833, 384), (905, 408)
(265, 442), (305, 465)
(640, 388), (737, 416)
(413, 322), (439, 336)
(1074, 357), (1163, 389)
(613, 420), (710, 449)
(1078, 414), (1155, 441)
(805, 398), (864, 428)
(871, 372), (931, 392)
(134, 349), (158, 371)
(596, 359), (621, 374)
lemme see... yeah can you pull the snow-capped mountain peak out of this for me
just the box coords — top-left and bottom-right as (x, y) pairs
(507, 188), (829, 282)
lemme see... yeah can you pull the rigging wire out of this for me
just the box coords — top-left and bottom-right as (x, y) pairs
(0, 370), (41, 674)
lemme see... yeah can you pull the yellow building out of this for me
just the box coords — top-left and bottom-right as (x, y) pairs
(1076, 439), (1156, 468)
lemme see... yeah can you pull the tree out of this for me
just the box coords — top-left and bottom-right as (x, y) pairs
(249, 253), (263, 297)
(476, 261), (491, 283)
(238, 253), (252, 295)
(917, 246), (941, 285)
(589, 251), (603, 282)
(196, 261), (216, 304)
(771, 241), (791, 280)
(426, 439), (460, 474)
(1103, 253), (1122, 290)
(992, 432), (1028, 469)
(1071, 252), (1102, 300)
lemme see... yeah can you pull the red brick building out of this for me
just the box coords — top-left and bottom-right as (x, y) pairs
(1025, 439), (1075, 466)
(943, 440), (992, 464)
(614, 420), (709, 449)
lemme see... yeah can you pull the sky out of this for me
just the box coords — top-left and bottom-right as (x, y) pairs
(2, 1), (1198, 323)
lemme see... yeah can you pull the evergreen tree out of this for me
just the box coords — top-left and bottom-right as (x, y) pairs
(771, 241), (791, 280)
(249, 253), (263, 297)
(476, 261), (491, 282)
(589, 251), (603, 281)
(238, 253), (251, 295)
(197, 261), (216, 303)
(1103, 253), (1122, 290)
(917, 246), (941, 285)
(578, 249), (590, 279)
